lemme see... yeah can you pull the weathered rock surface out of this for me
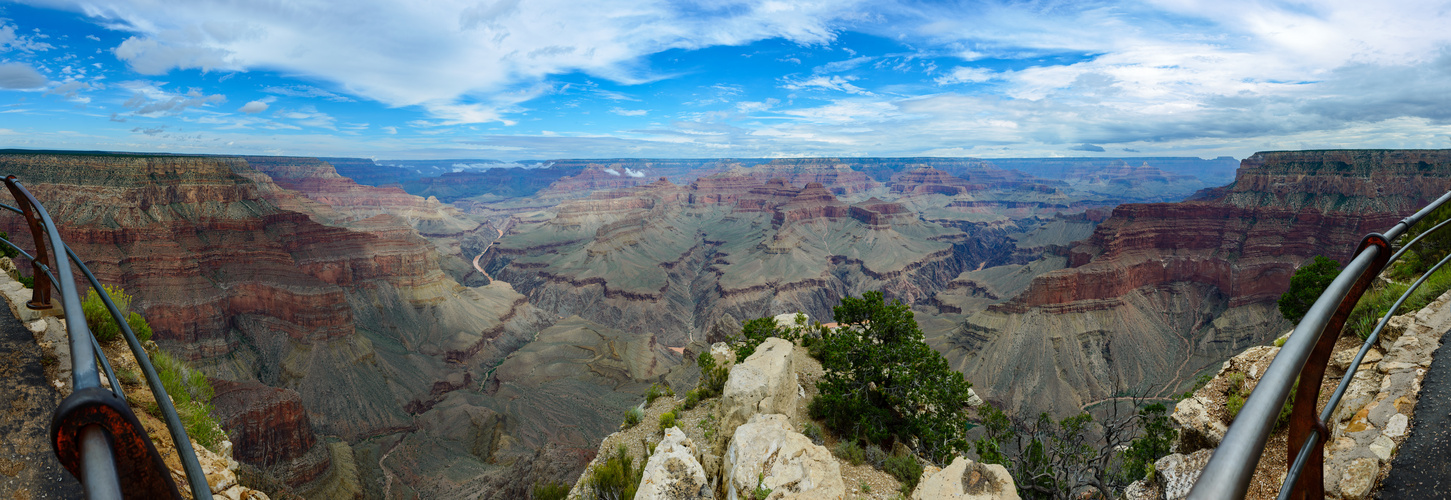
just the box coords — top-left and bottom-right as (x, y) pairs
(636, 427), (712, 500)
(210, 380), (332, 488)
(945, 150), (1451, 417)
(0, 153), (564, 497)
(724, 414), (844, 500)
(1127, 289), (1451, 498)
(721, 338), (798, 439)
(911, 456), (1020, 500)
(487, 173), (972, 346)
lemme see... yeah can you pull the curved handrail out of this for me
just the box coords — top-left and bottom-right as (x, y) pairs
(1189, 189), (1451, 499)
(1278, 249), (1451, 500)
(0, 178), (211, 499)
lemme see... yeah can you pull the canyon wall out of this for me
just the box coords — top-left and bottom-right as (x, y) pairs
(0, 152), (560, 496)
(939, 150), (1451, 417)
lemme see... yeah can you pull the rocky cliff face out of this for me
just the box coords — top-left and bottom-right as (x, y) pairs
(242, 156), (497, 286)
(0, 152), (559, 496)
(939, 150), (1451, 418)
(485, 175), (973, 347)
(210, 380), (332, 488)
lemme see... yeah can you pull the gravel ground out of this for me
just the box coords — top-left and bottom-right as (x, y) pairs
(0, 308), (83, 499)
(1377, 327), (1451, 498)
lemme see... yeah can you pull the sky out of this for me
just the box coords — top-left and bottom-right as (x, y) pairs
(0, 0), (1449, 160)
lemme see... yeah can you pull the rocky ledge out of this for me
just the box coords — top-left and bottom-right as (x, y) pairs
(569, 336), (1020, 499)
(1127, 289), (1451, 500)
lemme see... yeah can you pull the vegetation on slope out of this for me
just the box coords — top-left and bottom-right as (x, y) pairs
(1278, 255), (1341, 324)
(82, 284), (153, 343)
(808, 291), (976, 465)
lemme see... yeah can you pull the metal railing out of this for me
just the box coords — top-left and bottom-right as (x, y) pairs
(0, 176), (212, 499)
(1188, 189), (1451, 499)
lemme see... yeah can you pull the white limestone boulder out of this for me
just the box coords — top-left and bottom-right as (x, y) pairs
(721, 337), (796, 436)
(911, 456), (1020, 500)
(724, 414), (843, 500)
(636, 427), (711, 500)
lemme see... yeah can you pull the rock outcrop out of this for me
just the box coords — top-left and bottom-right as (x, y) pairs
(912, 456), (1020, 500)
(210, 380), (332, 488)
(721, 338), (798, 439)
(945, 150), (1451, 417)
(637, 427), (712, 500)
(1127, 288), (1451, 499)
(724, 414), (845, 499)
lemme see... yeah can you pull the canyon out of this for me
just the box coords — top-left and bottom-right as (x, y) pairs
(937, 150), (1451, 418)
(3, 149), (1420, 498)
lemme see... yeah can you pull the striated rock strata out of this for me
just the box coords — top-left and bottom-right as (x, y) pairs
(940, 150), (1451, 418)
(0, 152), (558, 497)
(486, 175), (976, 346)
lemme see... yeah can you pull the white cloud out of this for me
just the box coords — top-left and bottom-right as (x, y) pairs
(120, 83), (226, 115)
(0, 23), (55, 53)
(602, 168), (621, 176)
(610, 107), (648, 116)
(262, 85), (354, 102)
(113, 36), (233, 74)
(935, 66), (995, 85)
(238, 100), (268, 113)
(0, 63), (48, 89)
(623, 167), (645, 178)
(782, 75), (873, 95)
(42, 0), (867, 124)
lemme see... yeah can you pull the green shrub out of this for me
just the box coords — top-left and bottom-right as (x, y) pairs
(682, 390), (700, 410)
(1278, 256), (1341, 324)
(734, 315), (803, 363)
(695, 352), (729, 399)
(865, 444), (887, 468)
(1274, 336), (1287, 347)
(584, 444), (643, 500)
(884, 453), (924, 494)
(16, 274), (32, 289)
(1226, 372), (1245, 395)
(149, 350), (223, 450)
(127, 312), (153, 343)
(812, 291), (975, 464)
(801, 421), (823, 445)
(0, 231), (17, 259)
(752, 473), (772, 500)
(833, 440), (865, 466)
(1347, 265), (1451, 339)
(1118, 403), (1176, 483)
(532, 481), (570, 500)
(1225, 393), (1245, 420)
(658, 410), (676, 432)
(644, 384), (663, 406)
(1390, 203), (1451, 280)
(623, 406), (643, 428)
(82, 285), (152, 343)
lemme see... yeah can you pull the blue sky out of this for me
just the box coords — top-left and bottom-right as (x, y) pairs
(1, 0), (1449, 160)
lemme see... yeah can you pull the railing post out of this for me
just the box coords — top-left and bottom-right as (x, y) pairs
(3, 180), (53, 310)
(1285, 233), (1390, 498)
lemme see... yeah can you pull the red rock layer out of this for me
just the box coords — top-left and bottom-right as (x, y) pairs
(210, 380), (332, 486)
(888, 167), (986, 195)
(998, 150), (1451, 313)
(723, 158), (880, 194)
(244, 156), (442, 222)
